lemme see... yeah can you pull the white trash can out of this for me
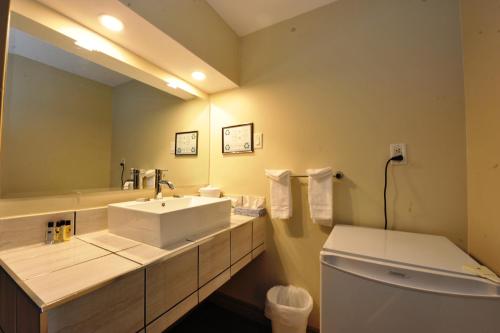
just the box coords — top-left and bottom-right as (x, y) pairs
(265, 285), (313, 333)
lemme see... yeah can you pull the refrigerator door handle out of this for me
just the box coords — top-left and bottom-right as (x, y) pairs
(321, 254), (500, 298)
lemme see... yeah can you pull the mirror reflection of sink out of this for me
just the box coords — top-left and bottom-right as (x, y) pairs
(108, 196), (231, 248)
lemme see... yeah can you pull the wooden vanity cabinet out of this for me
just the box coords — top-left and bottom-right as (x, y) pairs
(145, 247), (198, 324)
(198, 231), (230, 286)
(0, 218), (265, 333)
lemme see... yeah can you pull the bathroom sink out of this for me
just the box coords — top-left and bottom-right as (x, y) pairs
(108, 196), (231, 248)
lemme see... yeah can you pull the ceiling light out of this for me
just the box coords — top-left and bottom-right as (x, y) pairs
(74, 39), (97, 52)
(192, 71), (206, 81)
(99, 15), (124, 32)
(165, 79), (178, 89)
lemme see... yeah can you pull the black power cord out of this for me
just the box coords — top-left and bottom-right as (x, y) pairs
(120, 161), (125, 187)
(384, 155), (404, 230)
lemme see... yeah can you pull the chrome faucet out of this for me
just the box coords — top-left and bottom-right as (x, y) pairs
(123, 168), (140, 190)
(155, 169), (175, 199)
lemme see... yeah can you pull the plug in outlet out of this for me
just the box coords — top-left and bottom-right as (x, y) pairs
(120, 158), (126, 166)
(390, 144), (407, 165)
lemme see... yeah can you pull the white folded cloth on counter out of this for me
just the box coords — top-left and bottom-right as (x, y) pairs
(265, 169), (292, 219)
(307, 167), (333, 226)
(242, 195), (266, 209)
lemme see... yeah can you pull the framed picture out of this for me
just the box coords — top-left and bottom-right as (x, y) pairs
(175, 131), (198, 156)
(222, 123), (254, 154)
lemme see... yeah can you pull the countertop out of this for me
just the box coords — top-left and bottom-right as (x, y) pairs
(0, 214), (258, 311)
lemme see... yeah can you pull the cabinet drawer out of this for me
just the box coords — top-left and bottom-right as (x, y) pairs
(252, 243), (265, 259)
(146, 248), (198, 324)
(252, 218), (265, 249)
(231, 253), (252, 277)
(230, 223), (252, 264)
(199, 231), (230, 287)
(146, 292), (198, 333)
(47, 269), (144, 333)
(199, 269), (230, 303)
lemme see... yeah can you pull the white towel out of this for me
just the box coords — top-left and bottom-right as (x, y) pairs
(265, 169), (292, 219)
(144, 169), (155, 189)
(306, 167), (333, 226)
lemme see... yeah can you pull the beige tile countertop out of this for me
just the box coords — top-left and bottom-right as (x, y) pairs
(0, 214), (258, 311)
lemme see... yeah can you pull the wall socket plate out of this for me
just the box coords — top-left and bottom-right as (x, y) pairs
(254, 133), (263, 149)
(390, 143), (407, 165)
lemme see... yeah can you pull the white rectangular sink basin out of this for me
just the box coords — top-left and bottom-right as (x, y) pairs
(108, 196), (231, 248)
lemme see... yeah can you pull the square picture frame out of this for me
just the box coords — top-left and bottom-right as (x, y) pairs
(222, 123), (254, 154)
(175, 131), (198, 156)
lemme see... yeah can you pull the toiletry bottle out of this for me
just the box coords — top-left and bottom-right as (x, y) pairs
(54, 221), (61, 242)
(63, 220), (72, 241)
(60, 221), (66, 241)
(46, 221), (55, 244)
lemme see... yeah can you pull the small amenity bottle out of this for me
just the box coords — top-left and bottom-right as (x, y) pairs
(46, 221), (55, 244)
(54, 221), (62, 242)
(63, 220), (72, 241)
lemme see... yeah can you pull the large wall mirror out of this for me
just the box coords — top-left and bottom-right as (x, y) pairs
(0, 15), (210, 198)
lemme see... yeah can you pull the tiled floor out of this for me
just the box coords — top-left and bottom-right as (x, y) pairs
(167, 301), (271, 333)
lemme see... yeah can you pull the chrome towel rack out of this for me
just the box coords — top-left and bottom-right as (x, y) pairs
(291, 171), (344, 179)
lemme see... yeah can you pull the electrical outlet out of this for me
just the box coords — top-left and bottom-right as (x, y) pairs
(120, 158), (126, 166)
(390, 143), (407, 165)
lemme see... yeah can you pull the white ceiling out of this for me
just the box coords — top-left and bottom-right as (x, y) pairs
(8, 27), (131, 86)
(207, 0), (338, 36)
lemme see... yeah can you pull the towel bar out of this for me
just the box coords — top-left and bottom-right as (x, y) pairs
(291, 171), (344, 179)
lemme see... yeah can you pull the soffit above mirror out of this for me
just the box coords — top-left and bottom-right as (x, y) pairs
(29, 0), (239, 94)
(10, 0), (203, 100)
(8, 27), (131, 87)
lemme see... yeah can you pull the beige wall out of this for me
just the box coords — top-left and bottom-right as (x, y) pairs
(0, 54), (112, 196)
(461, 0), (500, 274)
(212, 0), (467, 328)
(110, 80), (210, 187)
(121, 0), (240, 85)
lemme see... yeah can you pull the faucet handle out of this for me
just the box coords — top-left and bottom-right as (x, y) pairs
(155, 169), (168, 180)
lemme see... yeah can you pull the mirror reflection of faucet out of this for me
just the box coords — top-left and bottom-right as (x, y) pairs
(155, 169), (175, 199)
(122, 168), (175, 199)
(123, 168), (141, 190)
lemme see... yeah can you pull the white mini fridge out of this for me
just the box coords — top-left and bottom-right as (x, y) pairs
(320, 225), (500, 333)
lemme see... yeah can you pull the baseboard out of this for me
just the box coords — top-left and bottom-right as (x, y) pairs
(207, 292), (319, 333)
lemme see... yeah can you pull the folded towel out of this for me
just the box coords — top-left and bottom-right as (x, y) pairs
(242, 195), (266, 209)
(306, 167), (333, 226)
(265, 169), (292, 219)
(144, 169), (155, 189)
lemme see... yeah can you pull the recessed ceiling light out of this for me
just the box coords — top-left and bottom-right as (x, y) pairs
(99, 15), (124, 32)
(165, 78), (178, 89)
(192, 71), (206, 81)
